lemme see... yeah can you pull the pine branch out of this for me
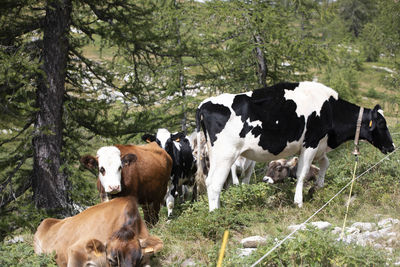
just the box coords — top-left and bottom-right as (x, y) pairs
(0, 118), (34, 147)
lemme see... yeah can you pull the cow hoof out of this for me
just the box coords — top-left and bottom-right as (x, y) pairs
(295, 202), (303, 208)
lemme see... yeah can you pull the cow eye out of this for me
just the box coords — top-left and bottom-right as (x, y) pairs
(108, 258), (118, 266)
(100, 167), (105, 175)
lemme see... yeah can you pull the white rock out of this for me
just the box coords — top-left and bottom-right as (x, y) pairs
(345, 227), (360, 235)
(378, 218), (400, 228)
(240, 236), (267, 248)
(331, 227), (342, 235)
(351, 222), (376, 232)
(181, 259), (196, 267)
(238, 248), (257, 257)
(5, 236), (24, 244)
(288, 224), (306, 232)
(386, 247), (394, 254)
(377, 227), (396, 239)
(310, 221), (332, 230)
(363, 230), (381, 240)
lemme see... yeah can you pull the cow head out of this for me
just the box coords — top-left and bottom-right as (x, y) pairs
(68, 239), (107, 267)
(141, 134), (161, 147)
(263, 157), (298, 184)
(366, 105), (395, 154)
(106, 226), (163, 267)
(80, 146), (137, 195)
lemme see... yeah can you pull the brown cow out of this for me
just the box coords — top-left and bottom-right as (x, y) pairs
(34, 196), (163, 267)
(263, 157), (320, 184)
(81, 143), (172, 225)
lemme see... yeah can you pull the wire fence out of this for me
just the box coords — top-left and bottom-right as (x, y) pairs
(250, 145), (400, 267)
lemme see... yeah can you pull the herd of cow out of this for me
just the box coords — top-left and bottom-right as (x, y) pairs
(33, 81), (395, 266)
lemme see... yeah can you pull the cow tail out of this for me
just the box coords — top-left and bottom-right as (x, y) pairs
(195, 107), (207, 194)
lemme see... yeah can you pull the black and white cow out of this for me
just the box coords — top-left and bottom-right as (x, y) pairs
(196, 81), (395, 211)
(142, 128), (196, 217)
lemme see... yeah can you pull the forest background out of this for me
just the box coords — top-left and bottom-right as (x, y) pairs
(0, 0), (400, 265)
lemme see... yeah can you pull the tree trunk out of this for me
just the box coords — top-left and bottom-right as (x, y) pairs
(253, 34), (268, 87)
(32, 0), (71, 212)
(175, 0), (187, 133)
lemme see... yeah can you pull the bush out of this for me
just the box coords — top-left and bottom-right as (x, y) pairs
(233, 228), (386, 266)
(0, 241), (56, 267)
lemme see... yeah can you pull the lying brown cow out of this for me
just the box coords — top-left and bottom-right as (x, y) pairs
(263, 157), (320, 184)
(34, 196), (163, 267)
(81, 143), (172, 225)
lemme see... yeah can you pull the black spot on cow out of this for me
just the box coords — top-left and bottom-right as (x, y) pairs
(232, 83), (305, 155)
(304, 97), (334, 148)
(196, 102), (231, 146)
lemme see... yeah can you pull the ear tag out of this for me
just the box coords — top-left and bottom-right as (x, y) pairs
(175, 138), (180, 142)
(369, 120), (372, 127)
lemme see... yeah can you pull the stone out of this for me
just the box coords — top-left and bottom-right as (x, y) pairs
(287, 224), (306, 232)
(345, 227), (360, 235)
(5, 236), (24, 244)
(351, 222), (376, 232)
(378, 218), (399, 228)
(310, 221), (332, 230)
(181, 259), (196, 267)
(240, 236), (267, 248)
(331, 226), (342, 235)
(238, 248), (257, 257)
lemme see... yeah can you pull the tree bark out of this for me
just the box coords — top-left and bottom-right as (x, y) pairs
(32, 0), (71, 212)
(253, 34), (268, 87)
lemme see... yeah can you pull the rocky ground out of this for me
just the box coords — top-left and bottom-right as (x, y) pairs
(238, 217), (400, 265)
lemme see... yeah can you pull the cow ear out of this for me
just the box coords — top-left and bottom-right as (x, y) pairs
(80, 155), (98, 169)
(140, 236), (163, 255)
(121, 153), (137, 167)
(85, 239), (106, 255)
(369, 105), (381, 131)
(286, 157), (298, 167)
(141, 134), (155, 143)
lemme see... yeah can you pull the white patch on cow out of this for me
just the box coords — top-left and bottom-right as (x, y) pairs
(246, 117), (262, 128)
(97, 146), (122, 193)
(378, 109), (384, 117)
(156, 128), (171, 149)
(263, 176), (274, 184)
(173, 141), (181, 151)
(284, 81), (338, 118)
(275, 120), (279, 124)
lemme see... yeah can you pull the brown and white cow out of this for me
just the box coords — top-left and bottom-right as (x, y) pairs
(81, 143), (172, 225)
(263, 157), (320, 185)
(34, 196), (163, 267)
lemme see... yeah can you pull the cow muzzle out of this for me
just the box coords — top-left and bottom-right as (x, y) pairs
(262, 176), (274, 184)
(106, 184), (121, 194)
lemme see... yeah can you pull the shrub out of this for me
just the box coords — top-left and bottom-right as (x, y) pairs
(234, 228), (386, 266)
(0, 241), (56, 267)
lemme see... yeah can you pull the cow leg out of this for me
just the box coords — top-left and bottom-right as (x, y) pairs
(165, 185), (175, 218)
(294, 148), (317, 208)
(152, 201), (161, 225)
(316, 154), (329, 188)
(242, 161), (255, 184)
(142, 203), (159, 226)
(231, 165), (240, 185)
(207, 156), (237, 211)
